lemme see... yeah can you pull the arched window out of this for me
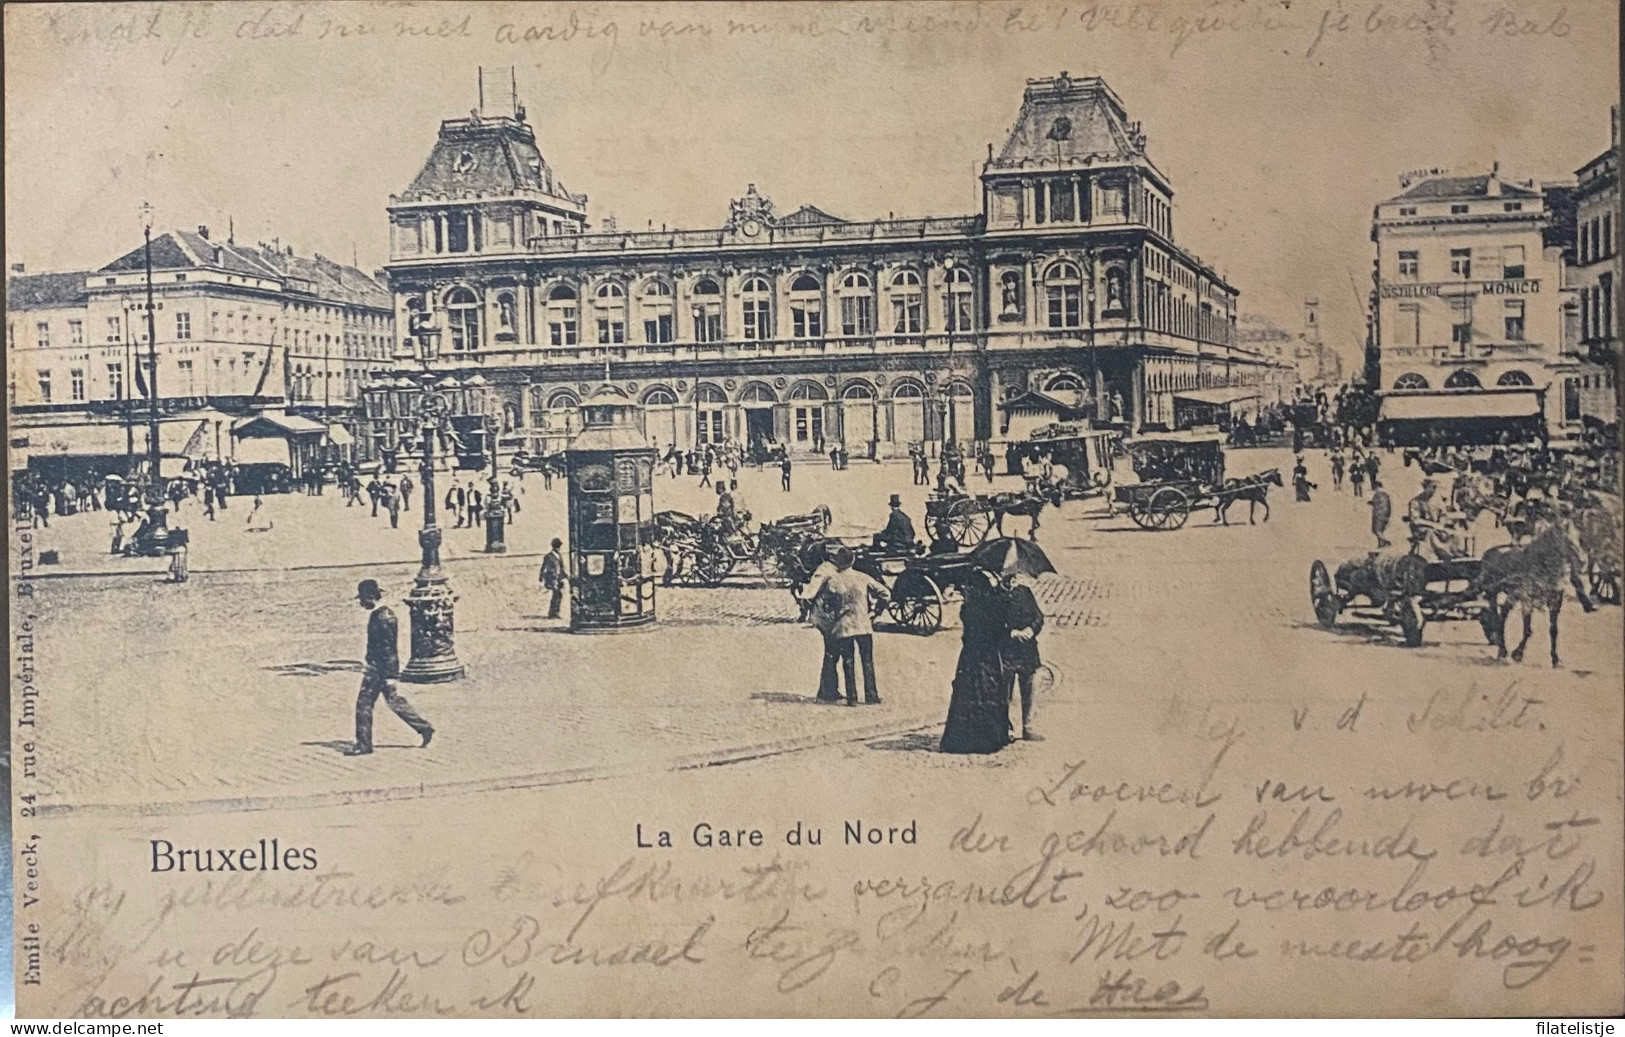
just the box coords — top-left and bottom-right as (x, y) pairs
(545, 388), (580, 409)
(1444, 369), (1482, 389)
(945, 266), (974, 333)
(840, 381), (876, 400)
(741, 381), (778, 404)
(741, 276), (772, 341)
(1045, 373), (1084, 393)
(594, 282), (627, 344)
(1497, 370), (1533, 387)
(546, 284), (578, 346)
(445, 286), (481, 351)
(891, 380), (925, 398)
(1044, 262), (1083, 329)
(1393, 372), (1429, 390)
(838, 271), (875, 336)
(641, 280), (674, 344)
(695, 383), (728, 404)
(890, 269), (923, 335)
(643, 385), (678, 406)
(790, 273), (822, 339)
(691, 278), (722, 342)
(789, 381), (829, 401)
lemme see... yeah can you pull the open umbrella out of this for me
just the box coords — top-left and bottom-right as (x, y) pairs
(968, 537), (1056, 578)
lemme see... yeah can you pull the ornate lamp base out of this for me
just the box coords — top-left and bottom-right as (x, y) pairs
(401, 578), (465, 683)
(484, 509), (507, 554)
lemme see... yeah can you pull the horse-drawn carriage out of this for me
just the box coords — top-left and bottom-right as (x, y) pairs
(652, 505), (832, 588)
(1309, 550), (1482, 648)
(790, 538), (982, 635)
(1020, 424), (1119, 502)
(1112, 432), (1284, 530)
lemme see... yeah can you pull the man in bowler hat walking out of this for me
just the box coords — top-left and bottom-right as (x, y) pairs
(347, 579), (434, 755)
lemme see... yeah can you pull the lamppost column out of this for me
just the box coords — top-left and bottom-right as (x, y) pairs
(401, 373), (465, 683)
(484, 412), (506, 553)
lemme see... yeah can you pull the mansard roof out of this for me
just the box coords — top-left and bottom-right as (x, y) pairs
(398, 113), (582, 206)
(100, 230), (284, 279)
(991, 74), (1149, 171)
(1393, 173), (1541, 201)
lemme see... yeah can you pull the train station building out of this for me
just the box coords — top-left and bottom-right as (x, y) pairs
(372, 74), (1289, 459)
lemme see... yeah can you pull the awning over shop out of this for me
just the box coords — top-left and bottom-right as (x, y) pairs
(1173, 386), (1261, 406)
(231, 412), (328, 439)
(1379, 389), (1542, 422)
(14, 413), (230, 459)
(999, 389), (1091, 418)
(327, 424), (355, 446)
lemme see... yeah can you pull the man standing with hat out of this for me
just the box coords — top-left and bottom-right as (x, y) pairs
(540, 539), (567, 619)
(801, 546), (890, 706)
(347, 579), (434, 756)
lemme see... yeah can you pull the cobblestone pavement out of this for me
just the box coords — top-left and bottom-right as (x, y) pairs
(20, 446), (1622, 815)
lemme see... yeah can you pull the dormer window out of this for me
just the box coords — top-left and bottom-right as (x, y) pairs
(453, 151), (478, 175)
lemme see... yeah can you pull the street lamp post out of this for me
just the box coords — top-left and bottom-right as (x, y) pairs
(398, 317), (465, 684)
(467, 373), (507, 554)
(944, 257), (958, 446)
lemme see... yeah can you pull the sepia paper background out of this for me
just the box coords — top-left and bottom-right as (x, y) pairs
(7, 0), (1623, 1018)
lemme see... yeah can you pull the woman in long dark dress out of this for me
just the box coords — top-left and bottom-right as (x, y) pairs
(940, 569), (1012, 754)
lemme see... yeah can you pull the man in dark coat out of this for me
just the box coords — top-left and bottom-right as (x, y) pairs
(999, 572), (1046, 741)
(347, 579), (433, 756)
(875, 494), (916, 550)
(540, 539), (566, 619)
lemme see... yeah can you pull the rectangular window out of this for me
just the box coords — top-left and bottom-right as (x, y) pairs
(549, 310), (578, 347)
(1451, 295), (1473, 347)
(1398, 206), (1417, 216)
(1503, 202), (1522, 212)
(1602, 272), (1615, 338)
(1501, 246), (1525, 280)
(840, 296), (874, 336)
(1449, 248), (1472, 278)
(742, 301), (771, 341)
(1393, 304), (1421, 348)
(643, 313), (674, 344)
(694, 309), (722, 343)
(37, 370), (51, 403)
(447, 214), (469, 253)
(596, 318), (625, 344)
(1450, 203), (1469, 214)
(1033, 184), (1046, 224)
(68, 319), (83, 345)
(791, 305), (821, 339)
(1503, 300), (1525, 341)
(1605, 213), (1615, 258)
(175, 312), (192, 340)
(106, 363), (124, 400)
(178, 359), (195, 396)
(1049, 180), (1075, 222)
(69, 368), (85, 402)
(1046, 286), (1082, 329)
(891, 297), (922, 335)
(1397, 250), (1419, 279)
(35, 321), (49, 348)
(945, 293), (973, 333)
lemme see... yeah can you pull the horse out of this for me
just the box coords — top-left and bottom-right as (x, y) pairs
(1213, 469), (1283, 525)
(1472, 505), (1596, 667)
(990, 484), (1064, 539)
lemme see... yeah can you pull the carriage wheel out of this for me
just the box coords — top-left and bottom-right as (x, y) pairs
(1309, 560), (1341, 628)
(948, 499), (992, 545)
(887, 572), (944, 634)
(1127, 496), (1154, 529)
(693, 551), (736, 588)
(1147, 487), (1191, 531)
(1397, 597), (1426, 647)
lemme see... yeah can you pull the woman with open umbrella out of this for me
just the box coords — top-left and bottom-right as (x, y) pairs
(940, 538), (1055, 754)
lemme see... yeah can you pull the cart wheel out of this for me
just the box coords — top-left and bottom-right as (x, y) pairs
(1310, 560), (1341, 628)
(888, 572), (944, 634)
(1147, 487), (1191, 531)
(1398, 596), (1426, 647)
(948, 499), (991, 546)
(693, 551), (736, 588)
(1127, 496), (1153, 529)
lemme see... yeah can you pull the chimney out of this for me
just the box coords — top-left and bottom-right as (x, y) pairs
(197, 225), (210, 240)
(9, 262), (22, 274)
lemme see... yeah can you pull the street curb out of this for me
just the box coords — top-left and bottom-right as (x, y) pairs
(14, 549), (547, 581)
(35, 712), (941, 819)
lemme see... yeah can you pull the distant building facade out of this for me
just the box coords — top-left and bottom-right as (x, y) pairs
(1573, 108), (1620, 427)
(1370, 167), (1611, 438)
(6, 229), (393, 475)
(374, 74), (1288, 459)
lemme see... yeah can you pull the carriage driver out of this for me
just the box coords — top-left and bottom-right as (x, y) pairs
(1405, 478), (1468, 560)
(714, 482), (740, 534)
(875, 494), (917, 551)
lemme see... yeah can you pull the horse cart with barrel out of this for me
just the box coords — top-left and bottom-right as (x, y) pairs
(1309, 549), (1484, 648)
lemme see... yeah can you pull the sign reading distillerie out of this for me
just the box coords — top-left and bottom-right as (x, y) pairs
(1381, 279), (1541, 299)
